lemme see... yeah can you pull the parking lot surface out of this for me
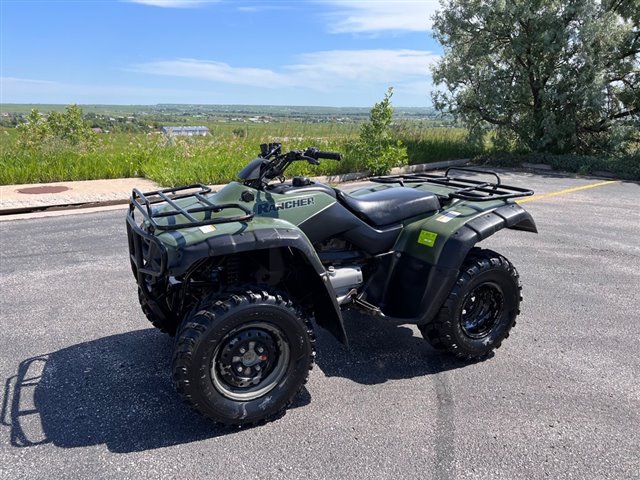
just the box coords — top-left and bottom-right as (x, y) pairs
(1, 171), (638, 479)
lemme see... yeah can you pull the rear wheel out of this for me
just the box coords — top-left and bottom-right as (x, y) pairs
(420, 249), (521, 360)
(172, 290), (315, 425)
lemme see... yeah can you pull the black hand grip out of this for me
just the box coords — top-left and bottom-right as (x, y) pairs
(315, 150), (342, 161)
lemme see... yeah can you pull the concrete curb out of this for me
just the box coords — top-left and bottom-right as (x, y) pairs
(312, 158), (470, 185)
(391, 158), (471, 174)
(0, 177), (160, 213)
(0, 198), (130, 216)
(0, 159), (471, 216)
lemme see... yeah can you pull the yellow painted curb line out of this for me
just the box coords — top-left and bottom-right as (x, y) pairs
(516, 180), (619, 204)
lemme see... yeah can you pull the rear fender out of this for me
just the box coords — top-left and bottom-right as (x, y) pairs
(437, 203), (537, 269)
(417, 203), (536, 324)
(371, 203), (536, 323)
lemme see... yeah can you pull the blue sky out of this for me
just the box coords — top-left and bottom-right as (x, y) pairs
(0, 0), (442, 106)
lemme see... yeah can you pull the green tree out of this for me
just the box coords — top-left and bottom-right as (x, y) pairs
(431, 0), (639, 154)
(17, 104), (95, 149)
(348, 87), (408, 175)
(16, 109), (51, 148)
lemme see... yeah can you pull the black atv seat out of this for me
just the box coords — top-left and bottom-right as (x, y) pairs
(338, 187), (441, 227)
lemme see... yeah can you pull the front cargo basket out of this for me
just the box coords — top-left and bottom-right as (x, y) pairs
(126, 184), (254, 279)
(129, 184), (254, 232)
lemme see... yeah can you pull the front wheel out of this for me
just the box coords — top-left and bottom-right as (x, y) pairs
(171, 290), (315, 425)
(138, 285), (179, 335)
(419, 249), (521, 360)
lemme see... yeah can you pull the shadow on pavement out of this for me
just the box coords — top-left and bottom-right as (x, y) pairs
(1, 316), (466, 454)
(315, 311), (468, 384)
(0, 328), (310, 453)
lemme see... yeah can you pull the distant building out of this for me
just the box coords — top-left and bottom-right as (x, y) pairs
(161, 126), (209, 136)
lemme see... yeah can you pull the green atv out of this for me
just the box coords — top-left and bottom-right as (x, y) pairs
(126, 143), (536, 425)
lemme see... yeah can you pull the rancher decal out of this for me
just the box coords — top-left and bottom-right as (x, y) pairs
(256, 197), (315, 215)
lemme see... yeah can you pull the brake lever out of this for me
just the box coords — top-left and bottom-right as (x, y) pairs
(301, 155), (320, 165)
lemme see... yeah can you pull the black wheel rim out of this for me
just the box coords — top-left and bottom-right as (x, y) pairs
(211, 322), (290, 401)
(460, 283), (504, 339)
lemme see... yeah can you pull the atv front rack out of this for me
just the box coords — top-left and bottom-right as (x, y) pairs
(370, 167), (534, 202)
(129, 184), (254, 232)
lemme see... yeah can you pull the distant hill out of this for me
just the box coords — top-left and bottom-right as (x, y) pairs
(1, 103), (438, 119)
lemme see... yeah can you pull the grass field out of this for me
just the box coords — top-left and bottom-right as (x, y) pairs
(0, 122), (480, 186)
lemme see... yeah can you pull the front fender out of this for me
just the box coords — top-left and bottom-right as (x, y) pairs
(168, 225), (348, 345)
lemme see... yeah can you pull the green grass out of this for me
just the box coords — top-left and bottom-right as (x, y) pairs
(395, 124), (486, 163)
(0, 122), (481, 186)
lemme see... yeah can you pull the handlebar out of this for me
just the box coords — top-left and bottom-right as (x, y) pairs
(305, 147), (342, 161)
(242, 144), (343, 189)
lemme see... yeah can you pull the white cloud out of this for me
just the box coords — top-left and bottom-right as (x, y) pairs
(126, 0), (218, 8)
(1, 50), (439, 105)
(132, 59), (293, 87)
(0, 77), (190, 104)
(289, 49), (437, 85)
(394, 79), (434, 97)
(1, 77), (57, 87)
(321, 0), (440, 33)
(237, 5), (292, 13)
(132, 49), (439, 91)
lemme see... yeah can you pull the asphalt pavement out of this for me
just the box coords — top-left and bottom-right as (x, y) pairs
(0, 170), (638, 479)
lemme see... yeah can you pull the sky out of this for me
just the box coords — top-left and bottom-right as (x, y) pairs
(0, 0), (443, 107)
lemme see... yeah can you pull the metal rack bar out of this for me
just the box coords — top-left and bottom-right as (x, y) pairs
(129, 184), (254, 231)
(369, 168), (533, 202)
(156, 190), (199, 223)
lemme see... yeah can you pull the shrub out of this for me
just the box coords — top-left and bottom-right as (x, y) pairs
(17, 105), (95, 151)
(347, 88), (408, 175)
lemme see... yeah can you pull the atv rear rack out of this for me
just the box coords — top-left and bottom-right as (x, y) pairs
(129, 184), (254, 232)
(370, 167), (534, 202)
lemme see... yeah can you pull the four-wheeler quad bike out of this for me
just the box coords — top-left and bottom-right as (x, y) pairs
(126, 143), (537, 425)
